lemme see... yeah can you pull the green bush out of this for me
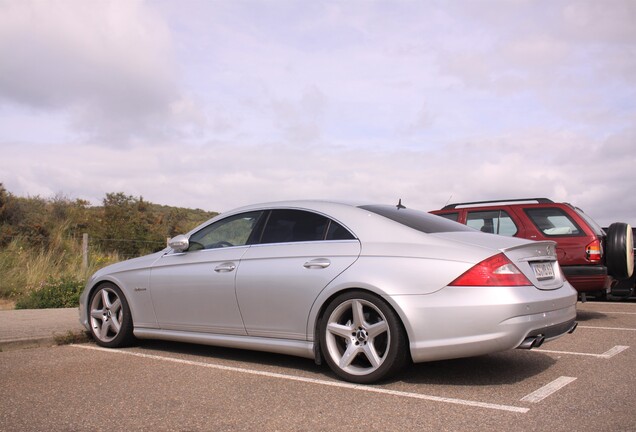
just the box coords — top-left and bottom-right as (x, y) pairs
(15, 276), (84, 309)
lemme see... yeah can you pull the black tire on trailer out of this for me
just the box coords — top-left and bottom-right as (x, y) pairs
(605, 223), (634, 280)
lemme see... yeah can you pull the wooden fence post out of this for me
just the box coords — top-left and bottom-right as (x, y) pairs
(82, 233), (88, 270)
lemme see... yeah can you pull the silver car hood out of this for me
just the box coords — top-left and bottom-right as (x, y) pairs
(90, 250), (167, 279)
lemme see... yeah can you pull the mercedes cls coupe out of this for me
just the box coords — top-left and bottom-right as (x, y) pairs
(80, 200), (578, 383)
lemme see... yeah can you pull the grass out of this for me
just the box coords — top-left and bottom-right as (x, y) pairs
(15, 276), (84, 309)
(54, 330), (91, 345)
(0, 187), (219, 309)
(0, 223), (122, 308)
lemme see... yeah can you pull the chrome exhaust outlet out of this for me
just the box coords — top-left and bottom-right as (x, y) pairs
(568, 322), (578, 334)
(517, 335), (545, 350)
(533, 335), (545, 348)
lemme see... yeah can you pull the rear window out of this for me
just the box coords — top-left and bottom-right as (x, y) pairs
(524, 208), (584, 237)
(359, 205), (474, 233)
(573, 207), (604, 236)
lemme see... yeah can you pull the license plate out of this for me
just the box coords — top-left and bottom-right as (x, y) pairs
(532, 262), (555, 280)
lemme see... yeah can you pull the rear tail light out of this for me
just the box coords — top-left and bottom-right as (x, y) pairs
(585, 239), (602, 263)
(450, 253), (532, 286)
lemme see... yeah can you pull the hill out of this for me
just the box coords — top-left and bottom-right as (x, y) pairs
(0, 183), (218, 307)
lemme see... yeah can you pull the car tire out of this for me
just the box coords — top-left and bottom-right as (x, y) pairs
(319, 291), (408, 384)
(606, 223), (634, 280)
(88, 283), (135, 348)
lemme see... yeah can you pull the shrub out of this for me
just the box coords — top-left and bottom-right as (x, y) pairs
(15, 276), (84, 309)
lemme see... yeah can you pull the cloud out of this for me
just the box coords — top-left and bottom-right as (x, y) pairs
(0, 0), (634, 230)
(2, 120), (634, 228)
(0, 0), (201, 142)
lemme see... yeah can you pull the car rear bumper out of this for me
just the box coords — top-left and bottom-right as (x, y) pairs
(561, 265), (609, 292)
(388, 282), (578, 363)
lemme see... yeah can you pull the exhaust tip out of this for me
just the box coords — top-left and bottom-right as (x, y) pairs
(517, 334), (545, 350)
(568, 322), (578, 334)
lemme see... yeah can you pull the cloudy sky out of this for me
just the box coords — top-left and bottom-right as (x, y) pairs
(1, 0), (634, 227)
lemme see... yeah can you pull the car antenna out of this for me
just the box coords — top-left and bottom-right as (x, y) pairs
(396, 198), (406, 210)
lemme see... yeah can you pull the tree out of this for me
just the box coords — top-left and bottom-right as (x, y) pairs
(101, 192), (164, 256)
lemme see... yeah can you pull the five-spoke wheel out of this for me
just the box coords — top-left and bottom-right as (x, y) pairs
(320, 291), (407, 383)
(89, 283), (134, 347)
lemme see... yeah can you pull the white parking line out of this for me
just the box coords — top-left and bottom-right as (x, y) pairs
(535, 345), (629, 359)
(578, 325), (636, 331)
(579, 302), (636, 308)
(585, 311), (636, 315)
(521, 376), (577, 403)
(72, 344), (529, 414)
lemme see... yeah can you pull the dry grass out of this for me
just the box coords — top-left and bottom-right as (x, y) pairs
(0, 299), (16, 310)
(0, 223), (122, 305)
(54, 330), (91, 345)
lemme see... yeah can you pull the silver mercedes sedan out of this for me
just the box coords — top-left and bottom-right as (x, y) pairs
(79, 200), (578, 383)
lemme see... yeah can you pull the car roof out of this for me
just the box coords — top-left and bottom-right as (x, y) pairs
(189, 200), (434, 244)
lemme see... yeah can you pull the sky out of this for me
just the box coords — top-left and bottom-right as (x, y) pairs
(0, 0), (635, 227)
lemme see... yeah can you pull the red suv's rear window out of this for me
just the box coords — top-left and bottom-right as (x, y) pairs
(573, 207), (605, 237)
(524, 208), (584, 237)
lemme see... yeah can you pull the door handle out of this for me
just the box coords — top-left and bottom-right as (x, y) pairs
(214, 262), (236, 272)
(303, 258), (331, 269)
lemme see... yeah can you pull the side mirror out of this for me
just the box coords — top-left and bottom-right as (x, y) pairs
(168, 234), (189, 252)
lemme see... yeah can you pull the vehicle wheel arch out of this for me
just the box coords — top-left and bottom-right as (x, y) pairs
(85, 277), (136, 321)
(311, 286), (412, 365)
(86, 280), (137, 347)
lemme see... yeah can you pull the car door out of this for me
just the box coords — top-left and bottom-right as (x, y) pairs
(235, 209), (361, 340)
(149, 211), (264, 335)
(465, 209), (519, 236)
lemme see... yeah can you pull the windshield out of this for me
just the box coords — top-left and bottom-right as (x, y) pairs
(359, 205), (475, 234)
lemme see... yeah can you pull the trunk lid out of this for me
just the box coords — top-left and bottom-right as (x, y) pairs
(431, 231), (563, 290)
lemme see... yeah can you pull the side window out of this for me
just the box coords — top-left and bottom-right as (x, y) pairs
(437, 212), (459, 222)
(259, 210), (354, 244)
(525, 208), (583, 236)
(326, 219), (356, 240)
(466, 210), (518, 236)
(188, 211), (263, 251)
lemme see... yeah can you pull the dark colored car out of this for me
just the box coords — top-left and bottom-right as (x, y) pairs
(431, 198), (634, 299)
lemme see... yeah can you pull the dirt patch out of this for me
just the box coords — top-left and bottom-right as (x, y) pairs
(0, 299), (16, 310)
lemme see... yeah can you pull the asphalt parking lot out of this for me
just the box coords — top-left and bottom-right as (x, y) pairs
(1, 300), (634, 431)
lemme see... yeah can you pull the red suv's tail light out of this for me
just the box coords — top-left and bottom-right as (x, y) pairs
(450, 253), (532, 286)
(585, 239), (602, 263)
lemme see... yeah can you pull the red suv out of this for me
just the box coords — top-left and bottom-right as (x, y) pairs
(431, 198), (634, 299)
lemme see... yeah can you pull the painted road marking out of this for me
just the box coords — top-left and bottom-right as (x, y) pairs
(535, 345), (629, 359)
(578, 325), (636, 331)
(584, 311), (636, 315)
(521, 376), (577, 403)
(72, 344), (529, 414)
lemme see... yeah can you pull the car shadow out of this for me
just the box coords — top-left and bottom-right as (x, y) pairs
(134, 339), (324, 375)
(133, 340), (555, 386)
(399, 350), (556, 386)
(576, 310), (607, 321)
